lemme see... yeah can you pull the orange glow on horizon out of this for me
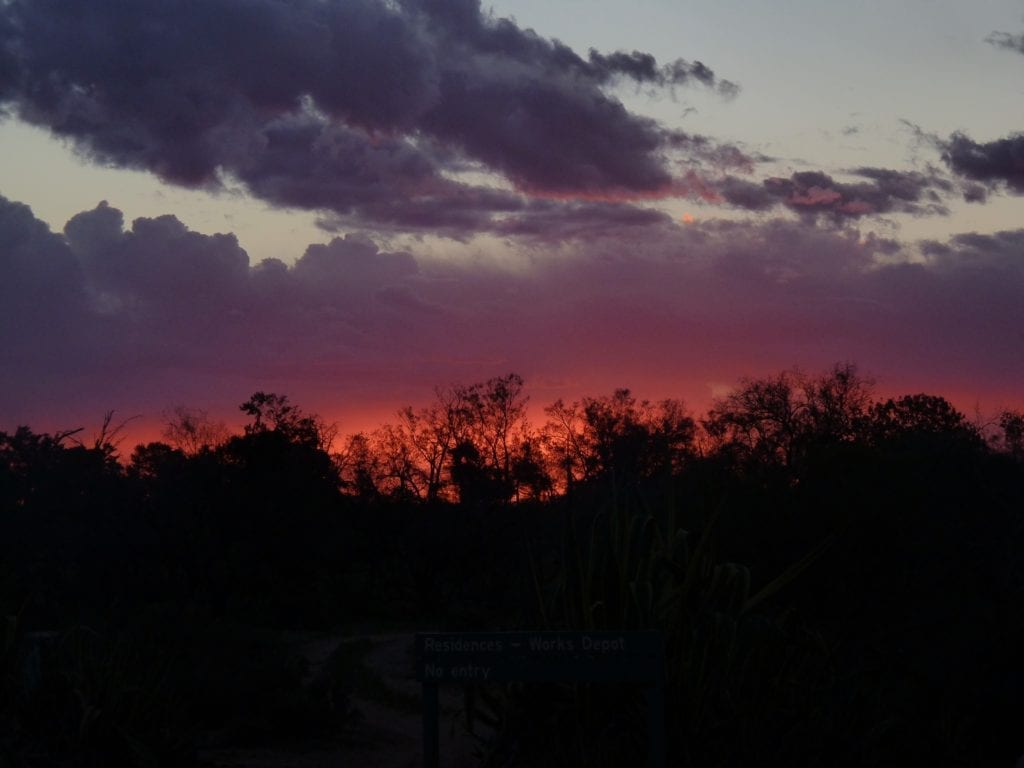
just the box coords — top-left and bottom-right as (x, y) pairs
(23, 368), (1022, 465)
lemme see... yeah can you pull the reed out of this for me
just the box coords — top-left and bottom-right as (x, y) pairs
(512, 484), (833, 765)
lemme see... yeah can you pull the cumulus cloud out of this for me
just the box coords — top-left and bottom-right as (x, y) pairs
(293, 235), (419, 299)
(4, 194), (1023, 433)
(0, 0), (744, 236)
(0, 195), (432, 398)
(0, 196), (86, 360)
(65, 203), (250, 316)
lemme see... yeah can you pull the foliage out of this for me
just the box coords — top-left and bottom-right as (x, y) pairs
(160, 406), (228, 456)
(239, 392), (336, 450)
(2, 368), (1024, 765)
(867, 393), (982, 447)
(702, 363), (874, 470)
(480, 486), (833, 767)
(6, 624), (195, 767)
(542, 390), (695, 489)
(999, 409), (1024, 458)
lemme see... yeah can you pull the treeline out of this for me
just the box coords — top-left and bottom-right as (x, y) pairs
(147, 365), (1024, 505)
(2, 363), (1024, 766)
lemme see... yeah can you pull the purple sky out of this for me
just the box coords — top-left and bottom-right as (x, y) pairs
(2, 0), (1024, 442)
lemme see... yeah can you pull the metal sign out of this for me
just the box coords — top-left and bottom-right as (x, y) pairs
(415, 631), (666, 768)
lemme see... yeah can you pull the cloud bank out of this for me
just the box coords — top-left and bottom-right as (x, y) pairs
(0, 0), (743, 236)
(4, 195), (1022, 433)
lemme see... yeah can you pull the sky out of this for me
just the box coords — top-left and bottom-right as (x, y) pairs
(2, 0), (1024, 444)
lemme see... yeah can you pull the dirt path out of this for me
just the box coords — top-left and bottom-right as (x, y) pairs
(200, 633), (495, 768)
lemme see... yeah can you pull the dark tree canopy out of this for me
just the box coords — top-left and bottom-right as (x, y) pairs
(2, 365), (1024, 767)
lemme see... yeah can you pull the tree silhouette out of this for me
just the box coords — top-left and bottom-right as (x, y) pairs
(511, 437), (552, 500)
(542, 389), (694, 488)
(128, 441), (188, 480)
(449, 438), (509, 506)
(394, 392), (465, 502)
(161, 406), (228, 455)
(704, 370), (807, 466)
(364, 424), (422, 500)
(239, 391), (336, 450)
(801, 362), (874, 444)
(454, 373), (530, 498)
(703, 364), (874, 469)
(3, 364), (1024, 766)
(335, 432), (381, 498)
(867, 393), (982, 448)
(365, 374), (535, 503)
(997, 409), (1024, 459)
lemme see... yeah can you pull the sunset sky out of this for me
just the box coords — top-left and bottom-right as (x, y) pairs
(2, 0), (1024, 443)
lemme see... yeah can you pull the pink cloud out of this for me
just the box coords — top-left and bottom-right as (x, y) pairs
(790, 186), (843, 206)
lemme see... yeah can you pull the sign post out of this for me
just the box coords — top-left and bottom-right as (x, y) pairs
(415, 631), (666, 768)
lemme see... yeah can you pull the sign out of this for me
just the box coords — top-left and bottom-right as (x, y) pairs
(416, 630), (663, 682)
(415, 631), (666, 768)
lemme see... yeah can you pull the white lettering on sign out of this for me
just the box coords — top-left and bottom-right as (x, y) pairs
(528, 635), (575, 652)
(450, 665), (491, 680)
(423, 637), (505, 653)
(582, 635), (626, 652)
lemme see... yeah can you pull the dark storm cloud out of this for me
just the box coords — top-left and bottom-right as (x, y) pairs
(719, 167), (952, 219)
(0, 0), (742, 234)
(940, 131), (1024, 193)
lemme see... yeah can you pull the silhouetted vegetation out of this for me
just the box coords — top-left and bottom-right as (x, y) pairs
(2, 364), (1023, 766)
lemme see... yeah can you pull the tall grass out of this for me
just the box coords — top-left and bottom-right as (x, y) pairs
(1, 609), (19, 768)
(499, 485), (835, 766)
(11, 624), (195, 767)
